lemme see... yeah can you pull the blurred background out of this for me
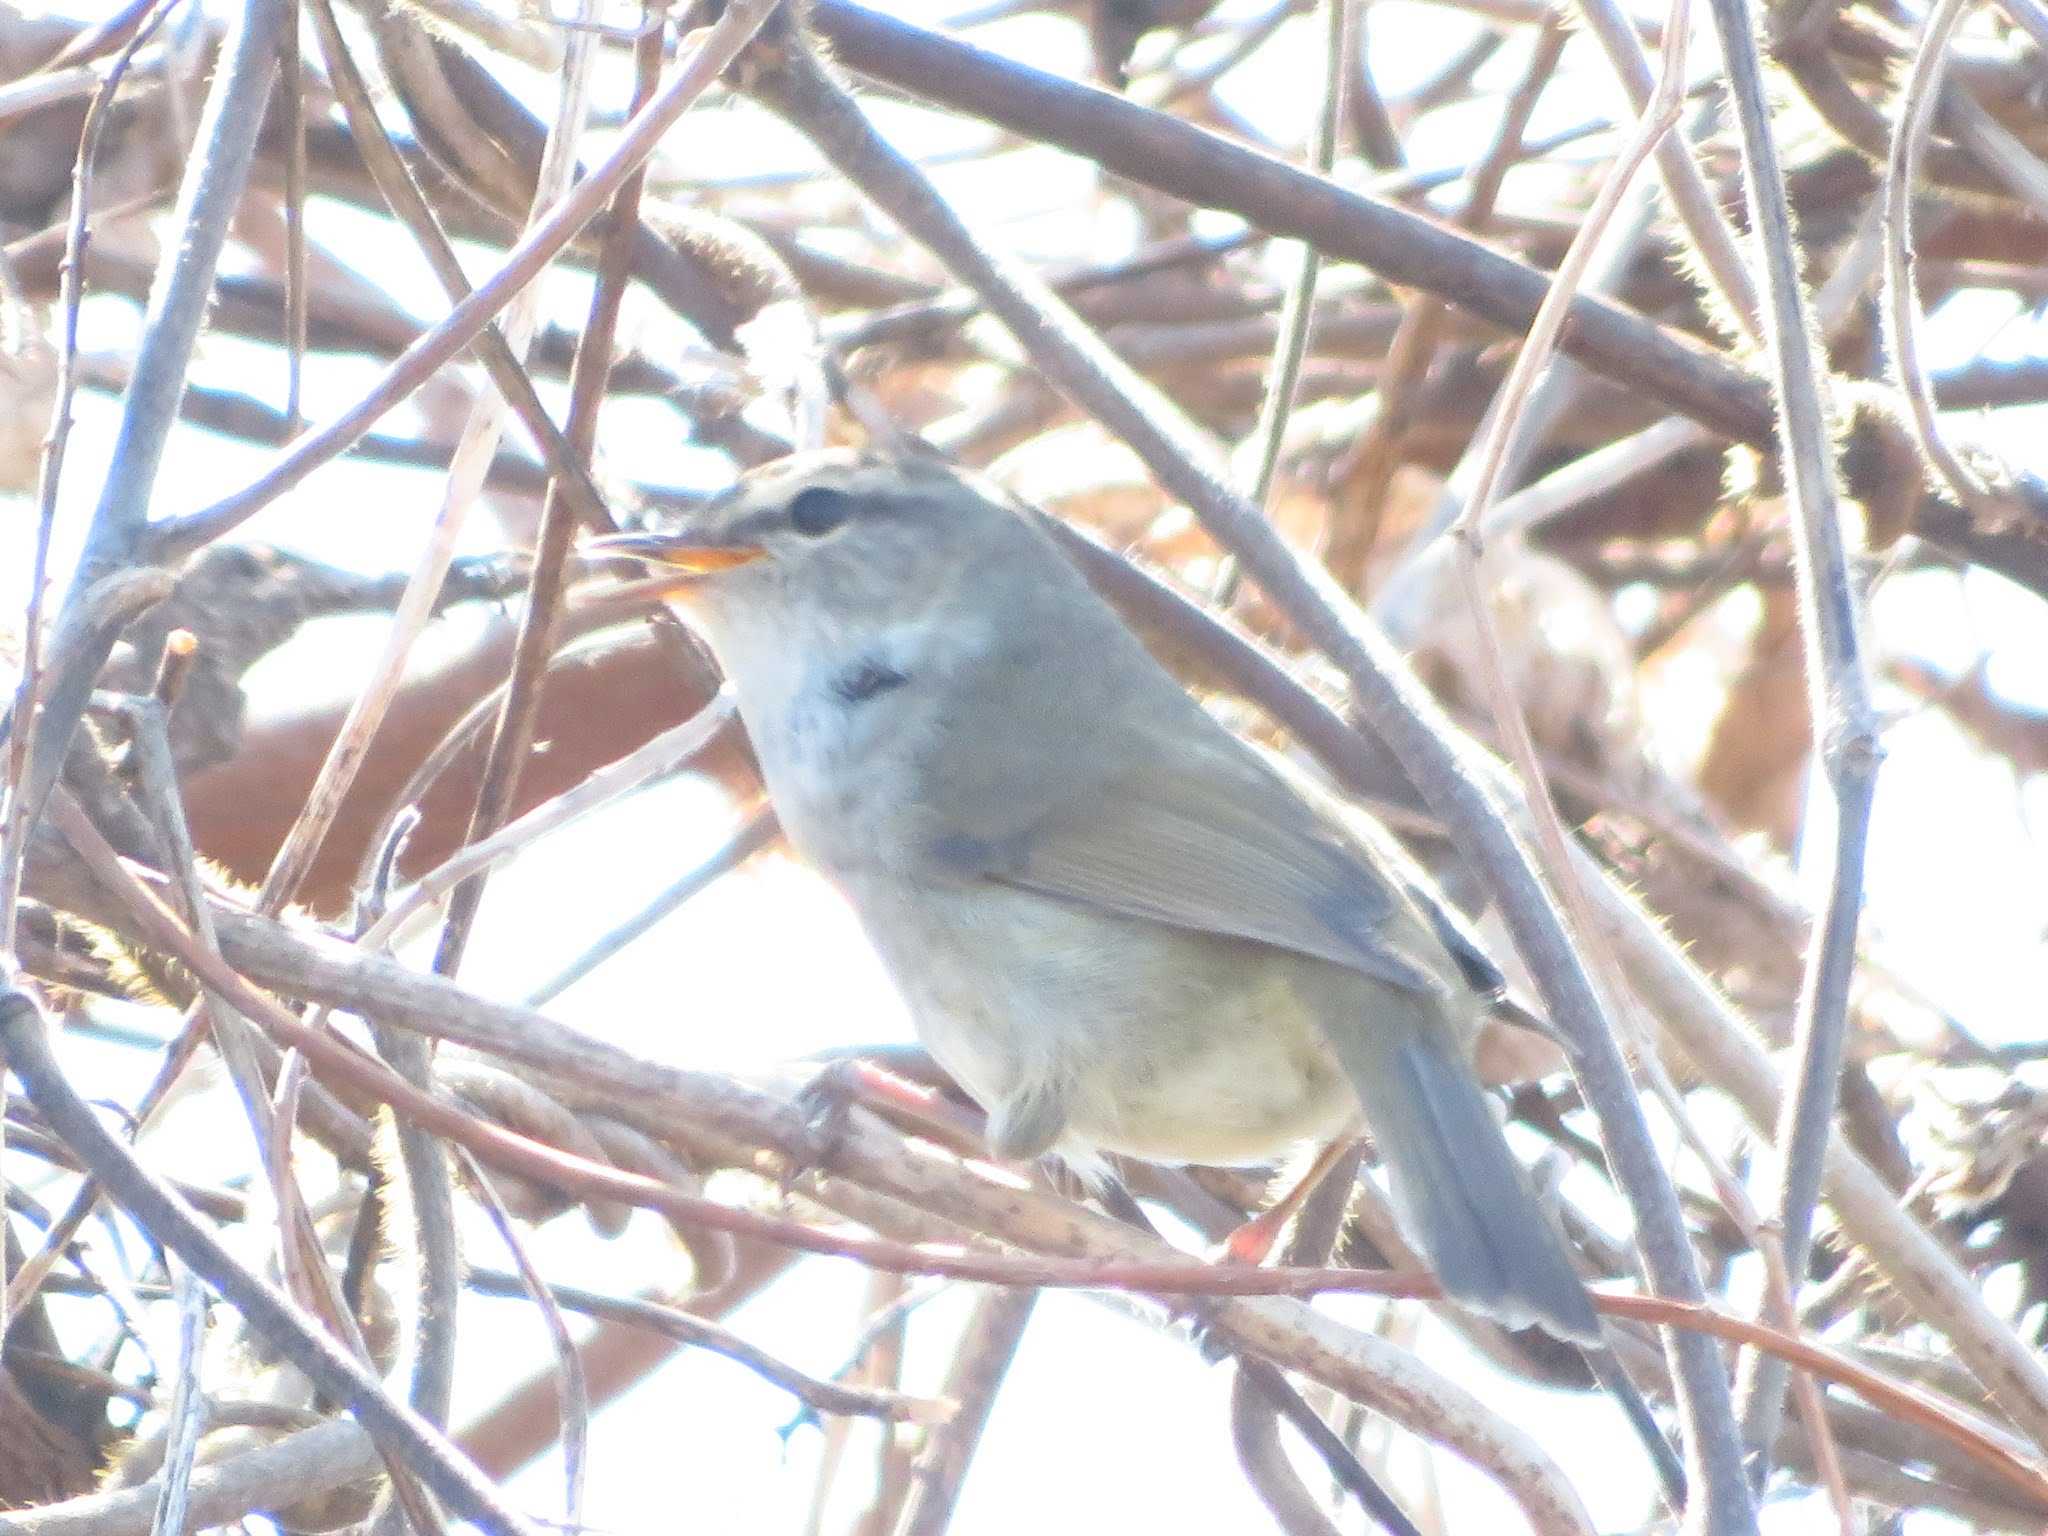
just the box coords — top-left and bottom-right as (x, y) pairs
(3, 0), (2048, 1531)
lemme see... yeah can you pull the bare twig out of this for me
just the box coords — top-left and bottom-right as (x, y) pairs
(0, 981), (540, 1536)
(1428, 0), (1767, 1522)
(278, 0), (306, 434)
(0, 0), (187, 966)
(522, 805), (778, 1007)
(17, 0), (285, 830)
(894, 1287), (1037, 1536)
(1705, 0), (1882, 1484)
(459, 1270), (940, 1423)
(145, 0), (781, 562)
(1882, 0), (2004, 511)
(1571, 0), (1762, 337)
(1215, 0), (1352, 604)
(354, 697), (739, 954)
(145, 1262), (208, 1536)
(460, 1154), (588, 1533)
(430, 4), (661, 983)
(41, 806), (2047, 1513)
(1331, 15), (1568, 589)
(298, 0), (613, 536)
(749, 18), (1753, 1527)
(1230, 1147), (1360, 1536)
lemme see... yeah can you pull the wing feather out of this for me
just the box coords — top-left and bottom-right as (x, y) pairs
(911, 630), (1447, 996)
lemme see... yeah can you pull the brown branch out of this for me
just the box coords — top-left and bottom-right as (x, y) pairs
(429, 13), (664, 981)
(31, 808), (2048, 1515)
(893, 1287), (1036, 1536)
(0, 981), (539, 1536)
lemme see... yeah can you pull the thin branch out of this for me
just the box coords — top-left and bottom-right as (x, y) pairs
(1429, 0), (1766, 1520)
(460, 1270), (940, 1423)
(430, 5), (661, 983)
(0, 981), (541, 1536)
(1572, 0), (1762, 337)
(1231, 1147), (1361, 1536)
(144, 0), (782, 563)
(1233, 1356), (1429, 1536)
(1939, 89), (2048, 217)
(1705, 0), (1882, 1482)
(145, 1262), (207, 1536)
(17, 0), (285, 829)
(39, 803), (2047, 1513)
(1330, 16), (1568, 589)
(297, 0), (613, 536)
(522, 805), (777, 1008)
(279, 0), (306, 434)
(353, 697), (738, 955)
(0, 0), (185, 962)
(894, 1287), (1037, 1536)
(749, 18), (1752, 1528)
(1882, 0), (2004, 511)
(461, 1153), (588, 1533)
(1216, 0), (1352, 604)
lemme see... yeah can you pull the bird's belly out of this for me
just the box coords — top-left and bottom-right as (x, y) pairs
(845, 875), (1359, 1166)
(1080, 988), (1358, 1165)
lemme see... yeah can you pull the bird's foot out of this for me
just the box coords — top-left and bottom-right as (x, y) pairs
(787, 1056), (985, 1185)
(787, 1058), (864, 1181)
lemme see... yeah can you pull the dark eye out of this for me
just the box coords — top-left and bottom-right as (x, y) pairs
(787, 485), (852, 537)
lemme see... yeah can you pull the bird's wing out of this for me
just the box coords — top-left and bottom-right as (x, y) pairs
(1307, 783), (1510, 1000)
(915, 657), (1448, 997)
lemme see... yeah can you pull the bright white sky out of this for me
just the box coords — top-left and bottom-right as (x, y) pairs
(7, 0), (2048, 1531)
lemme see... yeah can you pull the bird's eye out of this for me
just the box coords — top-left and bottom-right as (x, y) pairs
(787, 485), (852, 537)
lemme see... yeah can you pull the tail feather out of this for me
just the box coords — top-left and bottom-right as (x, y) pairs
(1338, 1011), (1600, 1344)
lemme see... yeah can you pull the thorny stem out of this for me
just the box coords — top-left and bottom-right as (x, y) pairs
(750, 19), (1755, 1531)
(1432, 0), (1766, 1523)
(20, 835), (2048, 1515)
(1707, 0), (1882, 1482)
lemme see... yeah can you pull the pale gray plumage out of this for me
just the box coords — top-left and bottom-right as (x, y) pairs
(608, 448), (1599, 1343)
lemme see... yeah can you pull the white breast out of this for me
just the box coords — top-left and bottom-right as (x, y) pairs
(727, 619), (945, 878)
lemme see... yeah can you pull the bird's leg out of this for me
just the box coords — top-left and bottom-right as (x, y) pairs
(1216, 1130), (1363, 1266)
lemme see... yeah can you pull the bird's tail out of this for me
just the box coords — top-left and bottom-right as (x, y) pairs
(1335, 1000), (1601, 1344)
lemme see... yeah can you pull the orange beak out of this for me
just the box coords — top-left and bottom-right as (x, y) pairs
(586, 530), (764, 573)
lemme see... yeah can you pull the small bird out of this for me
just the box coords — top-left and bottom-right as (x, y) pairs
(601, 448), (1600, 1343)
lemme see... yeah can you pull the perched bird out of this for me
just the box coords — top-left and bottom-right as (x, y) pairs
(601, 448), (1600, 1343)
